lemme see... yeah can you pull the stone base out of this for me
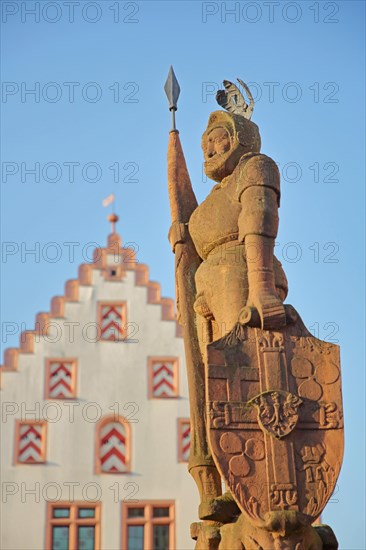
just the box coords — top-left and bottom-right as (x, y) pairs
(191, 515), (338, 550)
(191, 521), (221, 550)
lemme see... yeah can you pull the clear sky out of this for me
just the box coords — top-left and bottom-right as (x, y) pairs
(1, 1), (365, 547)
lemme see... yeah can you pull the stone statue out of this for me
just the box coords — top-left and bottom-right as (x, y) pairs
(165, 69), (343, 549)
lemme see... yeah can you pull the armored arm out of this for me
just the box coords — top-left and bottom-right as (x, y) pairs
(237, 154), (286, 329)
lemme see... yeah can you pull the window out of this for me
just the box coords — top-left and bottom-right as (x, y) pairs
(104, 254), (124, 280)
(98, 302), (127, 341)
(122, 502), (175, 550)
(148, 358), (179, 398)
(95, 415), (131, 473)
(177, 419), (190, 462)
(14, 420), (47, 464)
(45, 359), (77, 399)
(46, 502), (100, 550)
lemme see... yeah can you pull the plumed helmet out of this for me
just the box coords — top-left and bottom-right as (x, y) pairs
(201, 80), (261, 182)
(202, 79), (261, 167)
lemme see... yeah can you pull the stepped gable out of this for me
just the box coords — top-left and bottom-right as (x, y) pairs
(1, 230), (182, 375)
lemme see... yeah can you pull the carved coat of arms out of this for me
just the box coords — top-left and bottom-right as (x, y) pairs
(206, 323), (343, 527)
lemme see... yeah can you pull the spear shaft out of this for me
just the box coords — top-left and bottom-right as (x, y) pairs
(164, 68), (213, 470)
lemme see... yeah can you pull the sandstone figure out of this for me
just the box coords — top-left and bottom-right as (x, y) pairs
(165, 70), (343, 549)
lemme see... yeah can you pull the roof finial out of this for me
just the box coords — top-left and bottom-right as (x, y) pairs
(102, 194), (118, 233)
(107, 212), (119, 234)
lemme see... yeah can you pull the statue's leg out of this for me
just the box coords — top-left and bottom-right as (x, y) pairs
(189, 308), (222, 516)
(191, 258), (249, 494)
(192, 297), (241, 523)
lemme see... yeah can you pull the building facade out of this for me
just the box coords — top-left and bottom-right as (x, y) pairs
(1, 229), (198, 550)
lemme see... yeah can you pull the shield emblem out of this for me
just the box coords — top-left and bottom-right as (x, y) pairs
(206, 321), (343, 527)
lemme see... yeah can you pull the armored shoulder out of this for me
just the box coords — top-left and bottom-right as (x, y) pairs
(234, 153), (280, 206)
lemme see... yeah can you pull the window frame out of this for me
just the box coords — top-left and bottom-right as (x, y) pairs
(177, 418), (191, 463)
(46, 501), (101, 550)
(95, 415), (131, 474)
(122, 501), (175, 550)
(44, 358), (78, 400)
(147, 357), (179, 399)
(14, 419), (47, 465)
(97, 301), (127, 342)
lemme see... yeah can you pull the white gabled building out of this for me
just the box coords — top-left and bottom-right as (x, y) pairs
(1, 221), (197, 550)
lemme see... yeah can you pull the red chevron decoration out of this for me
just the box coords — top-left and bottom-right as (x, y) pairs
(98, 421), (128, 473)
(148, 358), (179, 398)
(178, 419), (191, 462)
(46, 359), (76, 399)
(99, 303), (126, 341)
(16, 421), (47, 464)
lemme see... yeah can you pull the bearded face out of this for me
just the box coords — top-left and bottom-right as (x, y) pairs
(205, 127), (231, 158)
(202, 112), (261, 183)
(202, 126), (247, 183)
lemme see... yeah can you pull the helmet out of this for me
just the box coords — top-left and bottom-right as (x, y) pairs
(202, 110), (261, 182)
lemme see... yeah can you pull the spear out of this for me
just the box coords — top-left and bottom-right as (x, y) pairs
(164, 67), (214, 474)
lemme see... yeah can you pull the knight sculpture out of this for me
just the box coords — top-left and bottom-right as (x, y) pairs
(165, 69), (343, 550)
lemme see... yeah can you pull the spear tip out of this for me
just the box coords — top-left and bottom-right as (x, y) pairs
(164, 66), (180, 112)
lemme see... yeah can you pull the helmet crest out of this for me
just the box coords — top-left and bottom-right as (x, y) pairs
(216, 79), (254, 120)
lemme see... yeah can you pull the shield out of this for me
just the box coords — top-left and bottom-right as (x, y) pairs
(206, 321), (343, 526)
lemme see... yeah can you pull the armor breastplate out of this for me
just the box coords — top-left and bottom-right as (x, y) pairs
(189, 177), (241, 260)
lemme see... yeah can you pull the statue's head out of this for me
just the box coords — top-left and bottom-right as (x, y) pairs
(202, 78), (261, 182)
(202, 111), (261, 182)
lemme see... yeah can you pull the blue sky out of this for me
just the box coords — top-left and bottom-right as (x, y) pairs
(1, 1), (365, 547)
